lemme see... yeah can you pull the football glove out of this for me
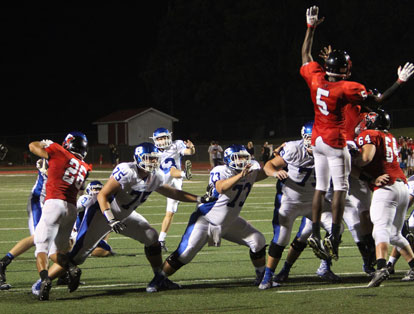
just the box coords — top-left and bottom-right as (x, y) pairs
(398, 62), (414, 82)
(198, 183), (218, 203)
(306, 5), (319, 27)
(108, 219), (126, 233)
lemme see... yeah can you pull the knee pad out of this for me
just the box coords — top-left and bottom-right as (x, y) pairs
(249, 245), (267, 260)
(144, 242), (161, 257)
(290, 237), (307, 253)
(166, 251), (185, 271)
(268, 242), (285, 259)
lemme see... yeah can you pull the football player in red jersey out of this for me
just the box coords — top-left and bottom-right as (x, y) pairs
(301, 5), (414, 261)
(28, 132), (91, 300)
(354, 110), (414, 287)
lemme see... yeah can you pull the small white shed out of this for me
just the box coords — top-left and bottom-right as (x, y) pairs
(93, 107), (179, 146)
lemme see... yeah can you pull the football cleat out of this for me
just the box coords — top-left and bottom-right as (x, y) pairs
(401, 268), (414, 282)
(38, 277), (52, 301)
(160, 278), (182, 290)
(0, 261), (11, 290)
(254, 269), (265, 286)
(67, 265), (82, 293)
(146, 273), (165, 293)
(308, 236), (329, 260)
(274, 267), (290, 283)
(386, 262), (395, 275)
(32, 279), (41, 296)
(367, 268), (389, 288)
(323, 236), (339, 261)
(184, 160), (192, 180)
(363, 263), (376, 276)
(160, 241), (168, 253)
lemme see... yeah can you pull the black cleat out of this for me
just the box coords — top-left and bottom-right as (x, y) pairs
(67, 265), (82, 293)
(324, 236), (339, 261)
(38, 278), (52, 301)
(308, 236), (329, 260)
(184, 160), (192, 180)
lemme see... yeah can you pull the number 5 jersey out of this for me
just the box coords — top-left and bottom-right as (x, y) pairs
(300, 61), (368, 149)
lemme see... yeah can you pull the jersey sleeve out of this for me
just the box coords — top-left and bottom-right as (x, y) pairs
(279, 141), (299, 165)
(110, 163), (133, 189)
(300, 62), (324, 86)
(174, 140), (187, 156)
(343, 81), (368, 104)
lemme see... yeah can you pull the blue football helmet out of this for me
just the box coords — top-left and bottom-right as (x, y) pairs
(62, 131), (88, 160)
(223, 145), (251, 171)
(134, 142), (161, 173)
(150, 127), (172, 149)
(301, 121), (314, 149)
(86, 180), (103, 196)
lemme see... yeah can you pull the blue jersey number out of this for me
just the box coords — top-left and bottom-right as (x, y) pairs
(160, 158), (177, 173)
(228, 183), (252, 208)
(296, 167), (316, 187)
(121, 190), (152, 210)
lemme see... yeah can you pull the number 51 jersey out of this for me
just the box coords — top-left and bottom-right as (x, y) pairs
(199, 160), (261, 226)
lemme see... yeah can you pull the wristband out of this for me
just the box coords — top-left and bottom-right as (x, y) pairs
(103, 208), (115, 221)
(196, 196), (201, 203)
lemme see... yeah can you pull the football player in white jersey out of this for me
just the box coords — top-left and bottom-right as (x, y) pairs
(0, 159), (47, 290)
(32, 142), (206, 296)
(258, 122), (342, 289)
(145, 144), (268, 292)
(151, 127), (195, 252)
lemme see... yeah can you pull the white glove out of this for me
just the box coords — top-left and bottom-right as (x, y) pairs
(108, 219), (126, 233)
(306, 5), (319, 27)
(398, 62), (414, 82)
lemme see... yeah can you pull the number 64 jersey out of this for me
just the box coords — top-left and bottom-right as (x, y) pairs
(199, 160), (261, 226)
(356, 129), (407, 190)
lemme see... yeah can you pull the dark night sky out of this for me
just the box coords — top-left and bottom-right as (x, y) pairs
(2, 1), (414, 141)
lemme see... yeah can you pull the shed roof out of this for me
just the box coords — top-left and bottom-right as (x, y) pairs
(93, 107), (179, 124)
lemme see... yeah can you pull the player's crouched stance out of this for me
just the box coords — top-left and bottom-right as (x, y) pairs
(32, 143), (208, 297)
(146, 145), (269, 292)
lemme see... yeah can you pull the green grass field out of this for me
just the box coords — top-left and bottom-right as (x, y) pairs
(0, 169), (413, 314)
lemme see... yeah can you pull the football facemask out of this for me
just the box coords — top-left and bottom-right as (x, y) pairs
(151, 128), (172, 149)
(86, 180), (103, 196)
(224, 145), (251, 171)
(301, 121), (314, 149)
(134, 143), (161, 173)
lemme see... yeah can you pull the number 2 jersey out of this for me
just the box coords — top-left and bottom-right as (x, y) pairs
(198, 160), (261, 226)
(278, 139), (315, 202)
(159, 140), (187, 185)
(356, 129), (407, 190)
(300, 61), (368, 148)
(110, 162), (166, 214)
(43, 141), (91, 205)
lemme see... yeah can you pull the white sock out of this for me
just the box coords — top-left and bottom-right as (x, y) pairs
(388, 256), (397, 265)
(159, 232), (167, 242)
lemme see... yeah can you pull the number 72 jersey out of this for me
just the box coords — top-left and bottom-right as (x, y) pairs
(356, 129), (407, 190)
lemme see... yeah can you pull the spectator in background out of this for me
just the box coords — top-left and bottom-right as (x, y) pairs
(261, 142), (270, 165)
(208, 141), (215, 169)
(247, 141), (255, 159)
(208, 141), (223, 167)
(109, 144), (120, 167)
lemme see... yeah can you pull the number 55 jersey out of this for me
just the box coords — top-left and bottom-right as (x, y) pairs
(356, 129), (407, 190)
(199, 160), (261, 226)
(300, 61), (368, 149)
